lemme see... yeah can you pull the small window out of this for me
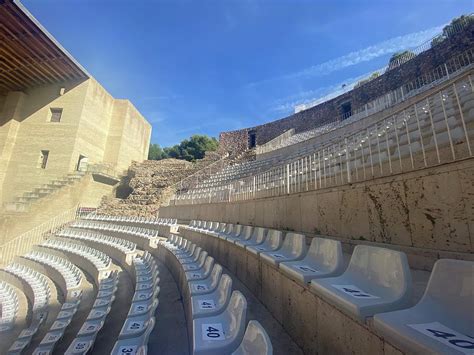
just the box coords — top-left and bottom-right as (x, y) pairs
(50, 108), (63, 122)
(40, 150), (49, 169)
(248, 131), (257, 148)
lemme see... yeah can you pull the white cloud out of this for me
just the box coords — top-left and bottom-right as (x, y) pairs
(248, 24), (444, 87)
(270, 69), (385, 114)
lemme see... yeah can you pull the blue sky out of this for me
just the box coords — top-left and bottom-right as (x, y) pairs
(23, 0), (473, 146)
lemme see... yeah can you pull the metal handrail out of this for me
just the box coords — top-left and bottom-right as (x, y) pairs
(171, 70), (474, 205)
(257, 48), (474, 155)
(0, 204), (80, 267)
(166, 153), (231, 196)
(294, 14), (474, 114)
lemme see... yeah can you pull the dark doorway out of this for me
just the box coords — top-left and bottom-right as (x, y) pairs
(340, 101), (352, 120)
(76, 155), (88, 171)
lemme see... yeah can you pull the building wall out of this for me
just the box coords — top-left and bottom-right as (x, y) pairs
(0, 78), (151, 204)
(0, 80), (87, 202)
(71, 78), (115, 170)
(219, 23), (474, 154)
(0, 174), (117, 244)
(103, 99), (152, 173)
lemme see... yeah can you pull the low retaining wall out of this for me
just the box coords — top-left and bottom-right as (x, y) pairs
(178, 228), (403, 354)
(160, 158), (474, 270)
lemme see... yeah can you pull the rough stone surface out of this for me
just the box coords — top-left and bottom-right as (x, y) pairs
(97, 153), (221, 217)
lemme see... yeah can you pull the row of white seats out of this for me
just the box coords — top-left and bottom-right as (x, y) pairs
(42, 238), (112, 278)
(65, 272), (120, 354)
(186, 220), (474, 355)
(84, 214), (177, 226)
(8, 253), (84, 354)
(58, 228), (137, 254)
(111, 252), (160, 354)
(3, 263), (52, 354)
(70, 220), (162, 249)
(24, 250), (83, 291)
(33, 289), (83, 354)
(0, 281), (19, 332)
(0, 230), (162, 354)
(162, 235), (273, 355)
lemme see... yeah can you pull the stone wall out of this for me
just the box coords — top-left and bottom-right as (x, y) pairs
(159, 158), (474, 270)
(218, 23), (474, 154)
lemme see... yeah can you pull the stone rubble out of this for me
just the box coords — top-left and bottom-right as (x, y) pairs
(97, 152), (222, 217)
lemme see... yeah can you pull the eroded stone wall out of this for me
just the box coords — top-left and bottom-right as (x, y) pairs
(218, 23), (474, 154)
(97, 153), (222, 217)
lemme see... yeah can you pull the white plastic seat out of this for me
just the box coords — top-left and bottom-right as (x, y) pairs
(179, 246), (203, 265)
(205, 222), (218, 233)
(374, 259), (474, 355)
(185, 256), (215, 282)
(246, 230), (283, 256)
(227, 226), (253, 244)
(192, 291), (247, 355)
(221, 225), (242, 241)
(197, 221), (209, 231)
(178, 243), (197, 259)
(182, 250), (208, 272)
(235, 227), (266, 249)
(188, 264), (223, 296)
(279, 237), (344, 284)
(172, 239), (191, 256)
(260, 233), (307, 267)
(191, 274), (233, 319)
(310, 245), (412, 322)
(119, 314), (155, 340)
(208, 223), (227, 237)
(111, 318), (155, 355)
(65, 338), (95, 354)
(232, 320), (273, 355)
(217, 224), (234, 238)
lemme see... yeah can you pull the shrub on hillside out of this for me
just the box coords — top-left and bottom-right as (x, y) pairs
(388, 50), (416, 70)
(148, 134), (219, 162)
(431, 14), (474, 47)
(354, 72), (380, 88)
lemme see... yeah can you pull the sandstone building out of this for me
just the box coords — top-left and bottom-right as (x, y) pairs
(0, 0), (151, 209)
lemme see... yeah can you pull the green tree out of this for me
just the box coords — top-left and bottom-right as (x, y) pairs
(148, 134), (219, 161)
(148, 143), (167, 160)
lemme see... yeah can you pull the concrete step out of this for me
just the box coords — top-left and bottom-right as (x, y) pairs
(67, 174), (84, 181)
(23, 192), (40, 199)
(15, 196), (37, 203)
(46, 181), (67, 189)
(4, 201), (30, 212)
(33, 187), (55, 196)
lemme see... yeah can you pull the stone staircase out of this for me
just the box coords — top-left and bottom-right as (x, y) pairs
(3, 171), (87, 213)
